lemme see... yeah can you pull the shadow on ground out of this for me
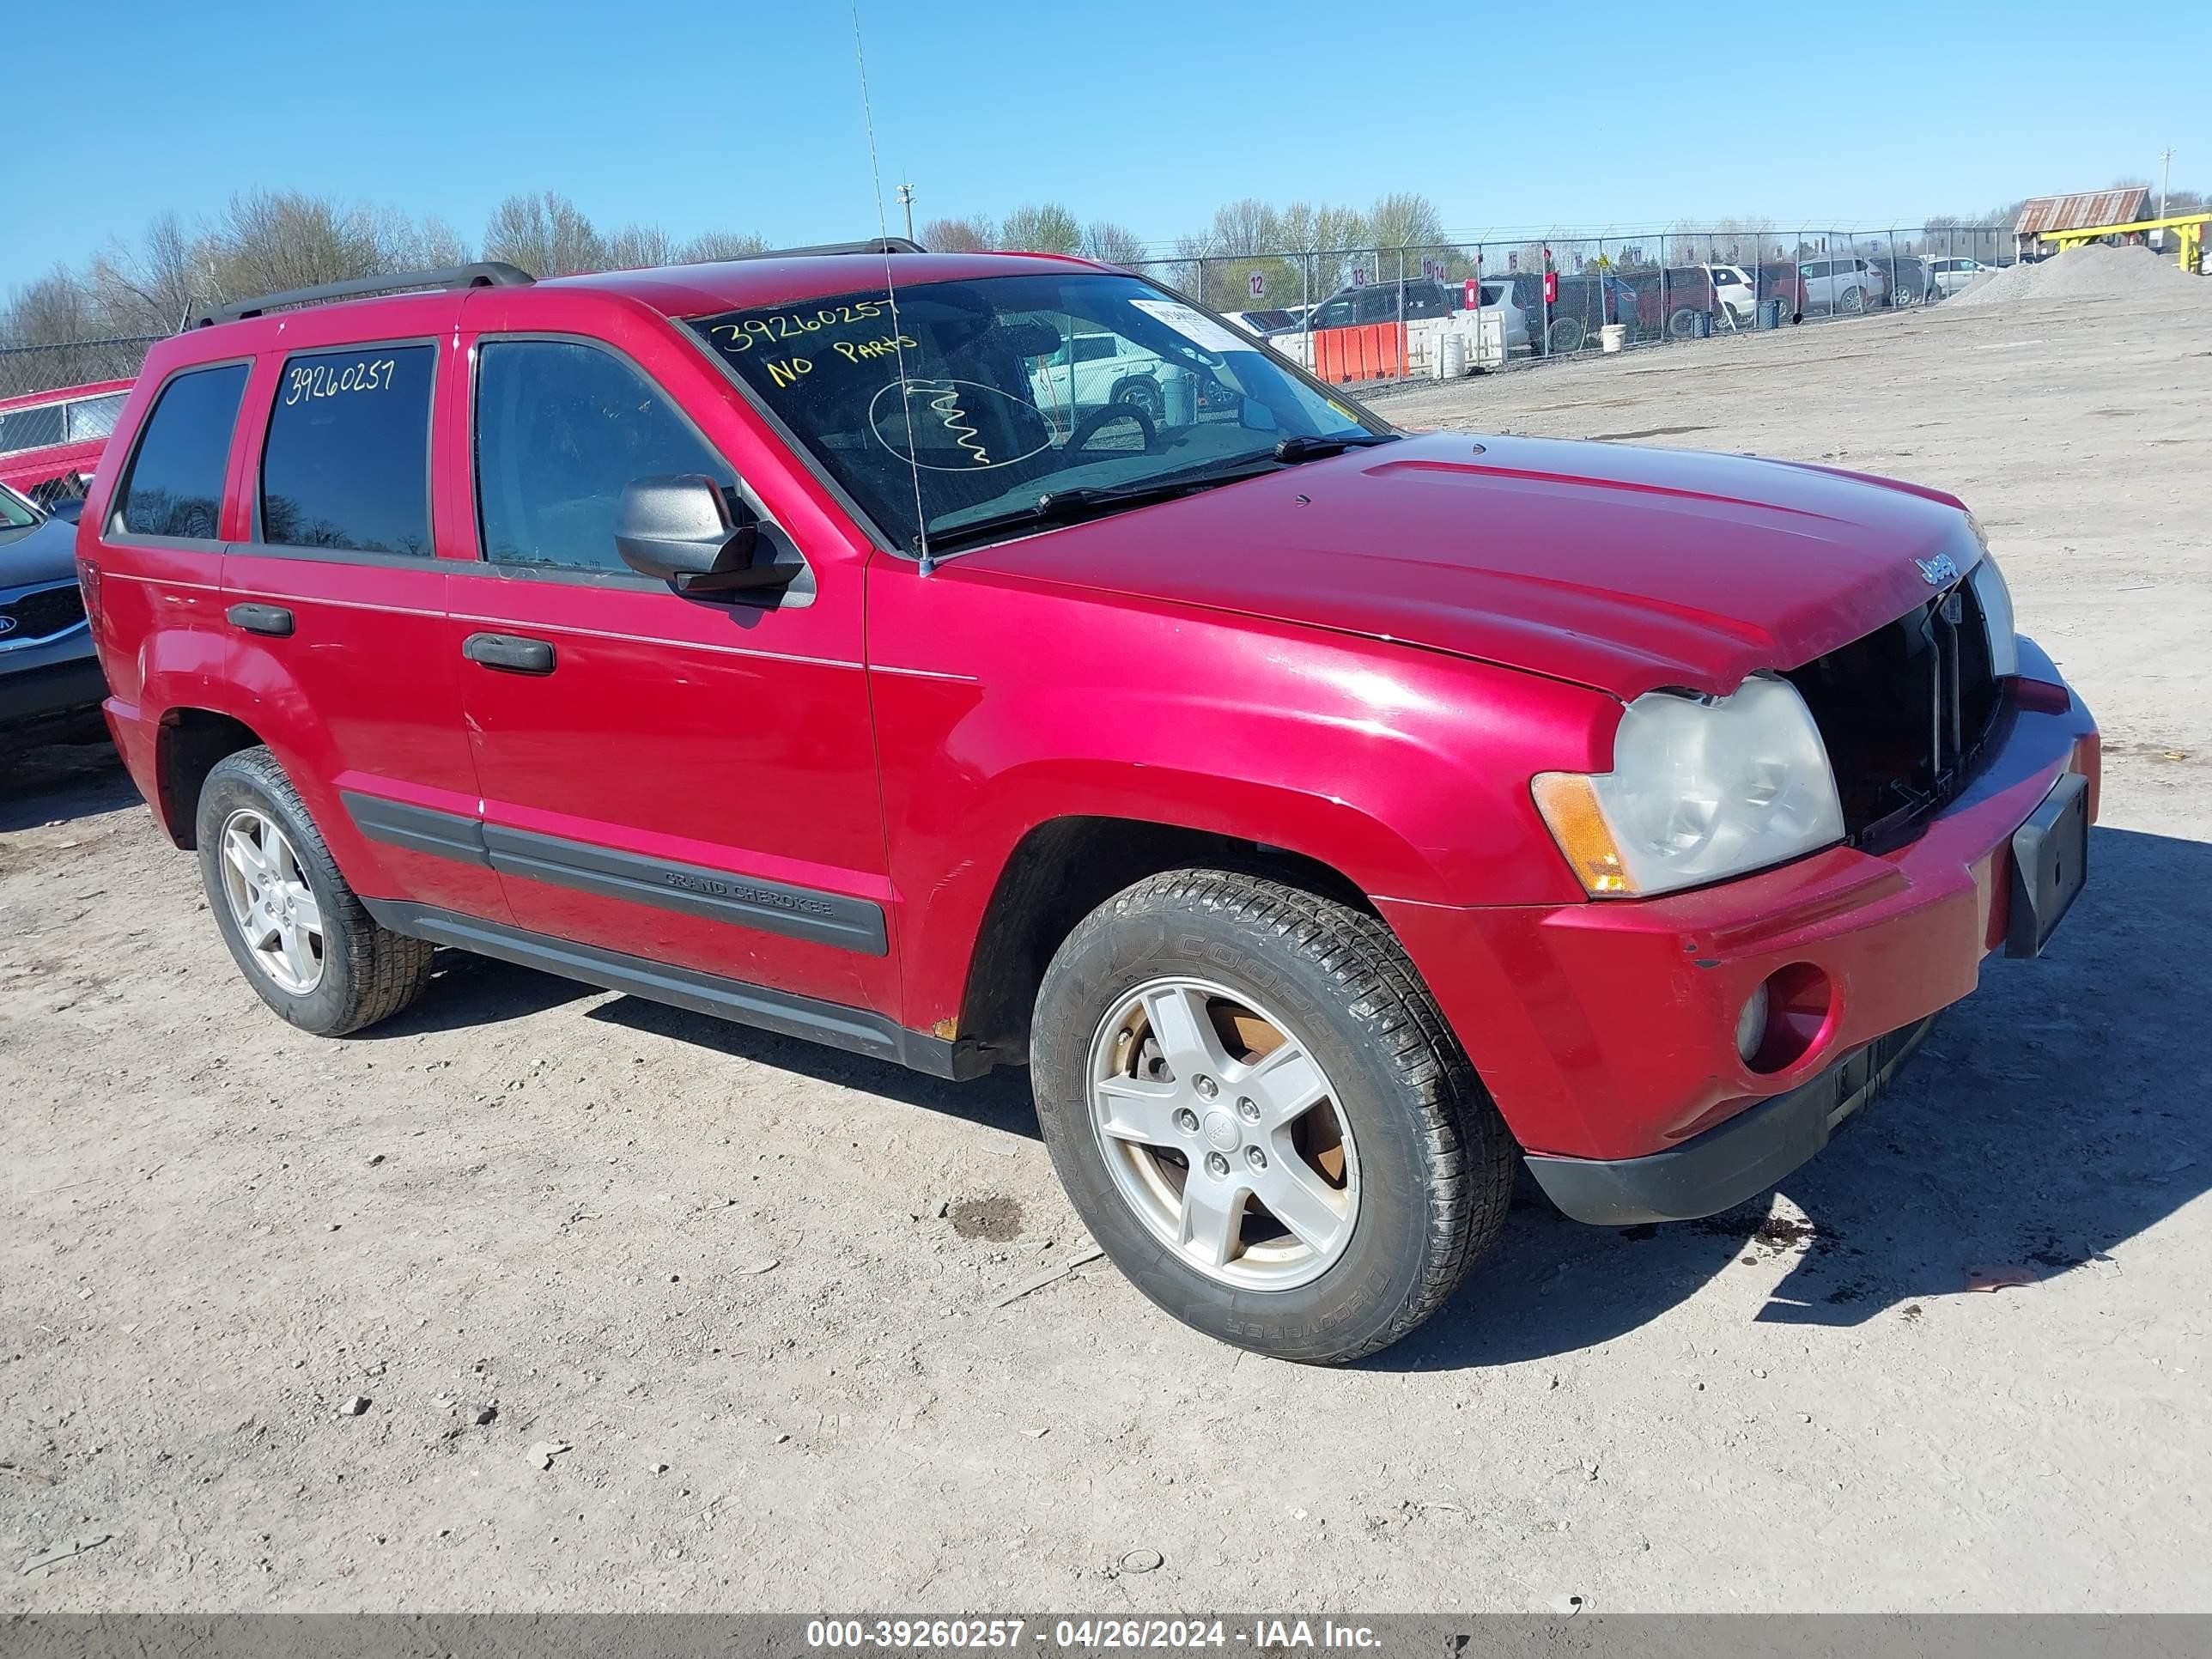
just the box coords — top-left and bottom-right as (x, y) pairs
(0, 736), (135, 833)
(1382, 825), (2209, 1370)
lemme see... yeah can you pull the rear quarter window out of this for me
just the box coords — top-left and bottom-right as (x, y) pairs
(260, 345), (435, 554)
(67, 392), (128, 442)
(118, 364), (251, 540)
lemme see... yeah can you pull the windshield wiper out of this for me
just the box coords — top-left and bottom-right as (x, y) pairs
(1271, 432), (1401, 463)
(920, 459), (1285, 553)
(917, 434), (1401, 554)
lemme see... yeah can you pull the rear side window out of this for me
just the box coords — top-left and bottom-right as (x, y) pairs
(68, 392), (128, 442)
(260, 345), (435, 555)
(473, 339), (733, 574)
(119, 363), (250, 540)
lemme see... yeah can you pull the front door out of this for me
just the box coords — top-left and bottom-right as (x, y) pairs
(447, 325), (894, 1018)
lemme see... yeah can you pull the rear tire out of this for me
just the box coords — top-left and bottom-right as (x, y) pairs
(1030, 869), (1516, 1364)
(196, 747), (434, 1036)
(1546, 316), (1585, 354)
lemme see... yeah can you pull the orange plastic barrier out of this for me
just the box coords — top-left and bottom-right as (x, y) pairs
(1308, 322), (1407, 385)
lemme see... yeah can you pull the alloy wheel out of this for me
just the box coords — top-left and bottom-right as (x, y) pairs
(217, 808), (325, 994)
(1086, 977), (1358, 1290)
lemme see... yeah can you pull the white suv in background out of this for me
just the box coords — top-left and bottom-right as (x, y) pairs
(1926, 257), (1990, 298)
(1796, 257), (1886, 313)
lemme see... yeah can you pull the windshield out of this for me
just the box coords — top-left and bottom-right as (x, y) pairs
(688, 272), (1386, 552)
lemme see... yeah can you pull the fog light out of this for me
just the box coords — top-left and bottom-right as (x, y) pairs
(1734, 982), (1771, 1064)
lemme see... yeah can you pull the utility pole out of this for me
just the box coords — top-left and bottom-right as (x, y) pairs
(2156, 148), (2173, 249)
(896, 182), (915, 246)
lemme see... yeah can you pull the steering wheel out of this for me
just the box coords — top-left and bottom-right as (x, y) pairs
(1066, 400), (1157, 455)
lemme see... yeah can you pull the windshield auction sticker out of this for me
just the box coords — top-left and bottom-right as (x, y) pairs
(1128, 299), (1255, 355)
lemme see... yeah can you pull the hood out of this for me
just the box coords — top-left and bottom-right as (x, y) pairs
(0, 513), (82, 590)
(958, 431), (1976, 699)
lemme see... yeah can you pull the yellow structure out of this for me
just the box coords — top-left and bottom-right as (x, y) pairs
(2040, 212), (2209, 273)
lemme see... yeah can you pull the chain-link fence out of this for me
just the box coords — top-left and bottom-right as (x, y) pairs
(1, 335), (162, 403)
(1133, 222), (2017, 392)
(0, 337), (159, 507)
(1, 223), (2024, 507)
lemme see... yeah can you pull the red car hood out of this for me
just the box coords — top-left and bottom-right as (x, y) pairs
(958, 432), (1975, 699)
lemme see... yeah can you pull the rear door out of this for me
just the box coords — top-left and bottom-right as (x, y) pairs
(221, 326), (507, 921)
(448, 305), (894, 1019)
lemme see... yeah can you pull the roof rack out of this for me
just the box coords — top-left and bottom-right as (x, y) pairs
(725, 237), (926, 260)
(191, 262), (536, 328)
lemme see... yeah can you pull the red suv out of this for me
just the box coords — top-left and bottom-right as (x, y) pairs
(77, 246), (2098, 1364)
(0, 378), (134, 509)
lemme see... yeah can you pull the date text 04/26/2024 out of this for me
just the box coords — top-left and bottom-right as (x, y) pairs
(803, 1619), (1382, 1650)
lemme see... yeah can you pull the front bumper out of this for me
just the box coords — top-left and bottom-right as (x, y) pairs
(1525, 1016), (1935, 1224)
(1382, 641), (2098, 1176)
(0, 652), (108, 727)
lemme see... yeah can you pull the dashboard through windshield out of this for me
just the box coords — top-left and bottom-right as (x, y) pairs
(688, 272), (1388, 553)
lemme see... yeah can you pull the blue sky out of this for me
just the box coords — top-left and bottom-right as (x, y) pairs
(9, 0), (2203, 293)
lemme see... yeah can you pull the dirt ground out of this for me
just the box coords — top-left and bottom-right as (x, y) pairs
(5, 284), (2209, 1613)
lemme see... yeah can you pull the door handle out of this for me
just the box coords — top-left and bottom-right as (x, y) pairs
(464, 632), (556, 674)
(227, 602), (295, 637)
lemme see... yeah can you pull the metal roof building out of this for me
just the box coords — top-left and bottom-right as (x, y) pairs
(2015, 189), (2152, 246)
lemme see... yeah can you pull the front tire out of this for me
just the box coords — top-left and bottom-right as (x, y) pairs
(197, 747), (434, 1036)
(1114, 378), (1165, 424)
(1030, 870), (1515, 1364)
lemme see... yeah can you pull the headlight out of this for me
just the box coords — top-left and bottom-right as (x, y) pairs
(1533, 675), (1845, 898)
(1965, 521), (2020, 678)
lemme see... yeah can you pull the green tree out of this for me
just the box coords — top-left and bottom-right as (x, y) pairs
(999, 203), (1082, 255)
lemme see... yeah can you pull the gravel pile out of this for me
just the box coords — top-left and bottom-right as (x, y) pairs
(1949, 242), (2204, 307)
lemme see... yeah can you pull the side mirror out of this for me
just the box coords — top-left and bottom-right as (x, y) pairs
(614, 474), (781, 592)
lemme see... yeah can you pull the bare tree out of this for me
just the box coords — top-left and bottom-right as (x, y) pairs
(602, 223), (678, 270)
(920, 216), (995, 252)
(678, 229), (770, 263)
(483, 191), (606, 278)
(214, 190), (385, 297)
(378, 210), (471, 271)
(1080, 220), (1148, 268)
(1, 267), (94, 346)
(87, 213), (214, 334)
(998, 204), (1082, 255)
(1208, 198), (1281, 258)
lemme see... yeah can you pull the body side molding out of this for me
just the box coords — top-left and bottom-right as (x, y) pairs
(343, 792), (887, 954)
(360, 898), (990, 1079)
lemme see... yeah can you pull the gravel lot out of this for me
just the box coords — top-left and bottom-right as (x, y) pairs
(5, 284), (2209, 1613)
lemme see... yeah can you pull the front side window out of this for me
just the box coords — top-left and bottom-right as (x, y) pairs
(475, 339), (734, 573)
(119, 363), (250, 540)
(690, 272), (1382, 555)
(261, 345), (434, 555)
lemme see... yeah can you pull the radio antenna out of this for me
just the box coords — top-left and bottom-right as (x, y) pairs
(850, 0), (935, 575)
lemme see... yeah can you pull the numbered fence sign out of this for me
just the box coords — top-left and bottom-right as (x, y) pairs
(1464, 277), (1480, 308)
(1249, 271), (1265, 299)
(1351, 267), (1366, 288)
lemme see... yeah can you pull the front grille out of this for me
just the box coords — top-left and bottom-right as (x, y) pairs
(1784, 580), (2001, 852)
(0, 581), (88, 643)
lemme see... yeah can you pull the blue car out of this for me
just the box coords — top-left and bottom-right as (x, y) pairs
(1, 480), (106, 739)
